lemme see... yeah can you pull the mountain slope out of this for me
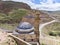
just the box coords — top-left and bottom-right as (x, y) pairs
(0, 1), (31, 14)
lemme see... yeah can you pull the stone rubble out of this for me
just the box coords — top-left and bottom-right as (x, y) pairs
(0, 30), (17, 45)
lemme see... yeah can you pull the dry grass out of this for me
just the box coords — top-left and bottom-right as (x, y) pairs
(40, 37), (60, 45)
(42, 22), (60, 36)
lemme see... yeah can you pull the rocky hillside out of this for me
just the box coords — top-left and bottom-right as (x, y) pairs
(0, 1), (31, 14)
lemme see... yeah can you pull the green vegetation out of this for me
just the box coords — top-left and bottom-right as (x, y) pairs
(49, 31), (57, 36)
(0, 9), (28, 30)
(49, 31), (60, 36)
(9, 9), (28, 23)
(0, 9), (28, 23)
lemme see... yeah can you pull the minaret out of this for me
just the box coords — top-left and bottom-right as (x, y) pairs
(34, 10), (40, 45)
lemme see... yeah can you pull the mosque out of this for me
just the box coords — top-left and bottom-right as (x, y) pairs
(12, 11), (40, 45)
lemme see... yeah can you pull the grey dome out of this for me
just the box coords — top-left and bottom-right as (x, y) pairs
(17, 22), (33, 29)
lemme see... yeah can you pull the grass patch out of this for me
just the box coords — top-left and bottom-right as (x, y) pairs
(0, 23), (18, 31)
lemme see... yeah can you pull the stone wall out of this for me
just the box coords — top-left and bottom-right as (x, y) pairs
(9, 34), (31, 45)
(13, 34), (37, 42)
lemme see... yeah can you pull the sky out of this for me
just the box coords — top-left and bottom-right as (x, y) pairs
(5, 0), (60, 11)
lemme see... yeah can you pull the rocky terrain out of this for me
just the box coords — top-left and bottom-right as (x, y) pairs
(0, 30), (17, 45)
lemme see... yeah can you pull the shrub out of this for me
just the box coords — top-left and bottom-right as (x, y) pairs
(49, 31), (57, 36)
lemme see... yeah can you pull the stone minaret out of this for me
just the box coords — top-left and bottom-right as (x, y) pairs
(34, 10), (40, 45)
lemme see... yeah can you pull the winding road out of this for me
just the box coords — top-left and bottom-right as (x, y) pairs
(39, 20), (60, 45)
(39, 20), (56, 37)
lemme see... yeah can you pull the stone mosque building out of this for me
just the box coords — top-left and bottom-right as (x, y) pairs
(13, 10), (40, 45)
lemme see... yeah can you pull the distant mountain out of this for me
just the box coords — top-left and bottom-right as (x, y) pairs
(40, 10), (60, 14)
(41, 10), (60, 21)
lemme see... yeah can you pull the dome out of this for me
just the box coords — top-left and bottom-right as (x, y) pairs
(17, 22), (33, 29)
(16, 22), (34, 33)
